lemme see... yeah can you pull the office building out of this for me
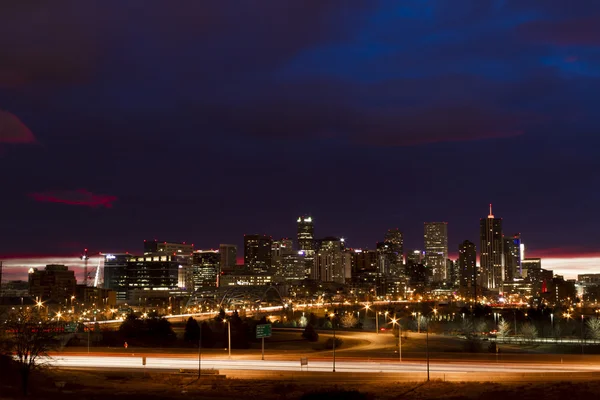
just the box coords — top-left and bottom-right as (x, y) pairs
(244, 234), (273, 274)
(28, 264), (76, 303)
(219, 244), (237, 272)
(480, 205), (504, 289)
(522, 258), (542, 277)
(384, 228), (404, 266)
(143, 240), (194, 255)
(279, 252), (307, 282)
(103, 254), (133, 301)
(75, 285), (116, 309)
(406, 249), (424, 266)
(376, 242), (393, 276)
(271, 238), (294, 276)
(297, 216), (315, 277)
(125, 254), (189, 299)
(503, 234), (523, 281)
(458, 240), (477, 298)
(192, 250), (220, 288)
(219, 273), (273, 287)
(313, 237), (348, 283)
(424, 222), (448, 282)
(350, 249), (378, 274)
(297, 216), (315, 252)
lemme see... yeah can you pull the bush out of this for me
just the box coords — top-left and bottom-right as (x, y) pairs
(302, 324), (319, 342)
(324, 337), (343, 349)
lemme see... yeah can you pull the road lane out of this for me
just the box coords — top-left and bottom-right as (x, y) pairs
(45, 355), (600, 375)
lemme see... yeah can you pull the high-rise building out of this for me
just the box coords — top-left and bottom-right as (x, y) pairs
(384, 228), (404, 267)
(458, 240), (477, 298)
(447, 259), (458, 287)
(503, 234), (522, 282)
(350, 249), (378, 274)
(424, 222), (448, 283)
(376, 242), (392, 276)
(297, 216), (315, 278)
(192, 250), (220, 288)
(219, 244), (237, 272)
(271, 238), (294, 274)
(480, 205), (504, 289)
(103, 254), (133, 301)
(244, 234), (273, 274)
(28, 264), (76, 303)
(297, 216), (315, 252)
(125, 254), (188, 298)
(313, 237), (348, 283)
(406, 249), (424, 266)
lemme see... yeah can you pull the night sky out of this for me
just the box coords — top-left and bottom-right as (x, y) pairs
(1, 1), (600, 274)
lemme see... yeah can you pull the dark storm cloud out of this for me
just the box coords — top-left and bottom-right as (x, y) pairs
(517, 16), (600, 46)
(1, 0), (600, 261)
(0, 110), (36, 144)
(29, 189), (117, 208)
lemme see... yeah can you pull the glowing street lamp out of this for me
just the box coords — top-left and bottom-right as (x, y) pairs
(391, 317), (402, 362)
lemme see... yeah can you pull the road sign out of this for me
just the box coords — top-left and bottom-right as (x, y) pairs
(142, 357), (146, 366)
(300, 357), (308, 366)
(64, 322), (77, 333)
(256, 324), (272, 339)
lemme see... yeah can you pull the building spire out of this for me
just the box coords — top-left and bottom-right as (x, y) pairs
(488, 203), (494, 218)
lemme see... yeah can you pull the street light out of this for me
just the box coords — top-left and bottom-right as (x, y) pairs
(391, 317), (401, 362)
(331, 312), (336, 372)
(227, 319), (231, 359)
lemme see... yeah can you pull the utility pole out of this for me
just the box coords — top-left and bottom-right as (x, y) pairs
(332, 320), (336, 372)
(198, 320), (202, 378)
(426, 324), (430, 381)
(228, 320), (231, 359)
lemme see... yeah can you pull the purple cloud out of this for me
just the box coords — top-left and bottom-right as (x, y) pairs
(29, 189), (117, 208)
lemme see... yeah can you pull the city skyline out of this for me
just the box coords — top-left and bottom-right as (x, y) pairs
(1, 2), (599, 278)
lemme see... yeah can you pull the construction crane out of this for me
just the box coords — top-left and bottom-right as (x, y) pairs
(80, 249), (103, 287)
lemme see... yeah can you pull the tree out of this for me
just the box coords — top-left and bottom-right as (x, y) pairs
(521, 323), (538, 341)
(586, 317), (600, 340)
(2, 309), (59, 395)
(497, 319), (511, 338)
(340, 313), (358, 328)
(184, 317), (200, 344)
(200, 321), (215, 348)
(302, 324), (319, 342)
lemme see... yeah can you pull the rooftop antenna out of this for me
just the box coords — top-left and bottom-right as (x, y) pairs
(488, 203), (494, 218)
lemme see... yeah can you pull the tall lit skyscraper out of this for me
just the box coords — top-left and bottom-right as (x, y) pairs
(271, 238), (294, 276)
(244, 234), (273, 274)
(384, 228), (404, 266)
(297, 216), (314, 252)
(503, 233), (522, 281)
(480, 205), (504, 289)
(458, 240), (477, 298)
(219, 244), (237, 272)
(423, 222), (448, 283)
(297, 216), (315, 277)
(192, 250), (220, 288)
(313, 237), (347, 283)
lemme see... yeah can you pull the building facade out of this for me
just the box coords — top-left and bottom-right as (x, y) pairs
(479, 205), (504, 289)
(28, 264), (76, 303)
(244, 234), (273, 274)
(219, 244), (237, 272)
(458, 240), (477, 298)
(192, 250), (220, 289)
(423, 222), (448, 283)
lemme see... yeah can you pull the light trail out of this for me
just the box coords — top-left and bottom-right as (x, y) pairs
(45, 355), (600, 375)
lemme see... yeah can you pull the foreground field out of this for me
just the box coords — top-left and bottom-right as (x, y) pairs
(2, 366), (600, 400)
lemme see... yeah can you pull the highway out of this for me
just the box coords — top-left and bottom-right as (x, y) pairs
(46, 354), (600, 375)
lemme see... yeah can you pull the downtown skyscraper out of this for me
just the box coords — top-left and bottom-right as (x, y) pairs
(480, 205), (504, 289)
(424, 222), (448, 283)
(458, 240), (477, 298)
(297, 215), (315, 277)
